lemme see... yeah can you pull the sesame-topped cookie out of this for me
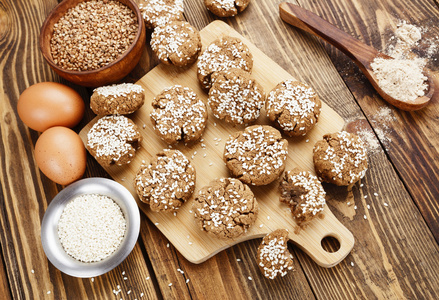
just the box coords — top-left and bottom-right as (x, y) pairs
(151, 21), (201, 67)
(197, 36), (253, 90)
(138, 0), (184, 29)
(192, 178), (258, 239)
(135, 149), (195, 212)
(204, 0), (251, 17)
(313, 131), (368, 186)
(90, 83), (145, 115)
(150, 85), (208, 144)
(257, 229), (294, 280)
(224, 125), (288, 186)
(266, 80), (321, 137)
(208, 68), (264, 125)
(87, 115), (141, 166)
(279, 168), (326, 225)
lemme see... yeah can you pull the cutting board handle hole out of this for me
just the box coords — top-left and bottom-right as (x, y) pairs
(321, 235), (341, 253)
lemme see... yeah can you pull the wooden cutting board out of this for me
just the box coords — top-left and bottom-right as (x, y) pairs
(79, 20), (354, 267)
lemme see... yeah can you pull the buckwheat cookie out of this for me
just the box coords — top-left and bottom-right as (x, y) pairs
(197, 36), (253, 89)
(151, 21), (201, 67)
(224, 125), (288, 186)
(192, 177), (258, 239)
(150, 85), (208, 144)
(313, 131), (368, 186)
(266, 80), (321, 137)
(257, 229), (294, 280)
(279, 168), (326, 225)
(138, 0), (184, 29)
(135, 149), (195, 212)
(87, 115), (141, 166)
(204, 0), (250, 17)
(90, 83), (145, 115)
(208, 68), (264, 125)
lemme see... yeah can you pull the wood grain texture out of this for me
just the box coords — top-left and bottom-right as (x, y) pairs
(297, 0), (439, 244)
(0, 0), (159, 299)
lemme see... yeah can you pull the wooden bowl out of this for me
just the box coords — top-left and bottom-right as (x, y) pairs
(39, 0), (146, 87)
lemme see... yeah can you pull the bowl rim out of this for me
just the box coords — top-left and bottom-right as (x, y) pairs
(40, 177), (141, 278)
(39, 0), (145, 75)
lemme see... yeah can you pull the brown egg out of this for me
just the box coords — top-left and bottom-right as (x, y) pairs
(17, 82), (85, 132)
(35, 127), (86, 185)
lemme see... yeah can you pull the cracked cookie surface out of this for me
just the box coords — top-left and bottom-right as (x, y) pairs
(224, 125), (288, 186)
(87, 115), (141, 166)
(257, 229), (294, 279)
(279, 168), (326, 225)
(151, 21), (201, 67)
(135, 149), (195, 212)
(197, 36), (253, 90)
(193, 177), (258, 239)
(208, 68), (264, 125)
(204, 0), (250, 17)
(313, 131), (368, 186)
(90, 83), (145, 116)
(266, 80), (321, 137)
(150, 85), (208, 144)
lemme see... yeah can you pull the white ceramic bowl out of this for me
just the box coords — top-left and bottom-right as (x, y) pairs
(41, 177), (140, 277)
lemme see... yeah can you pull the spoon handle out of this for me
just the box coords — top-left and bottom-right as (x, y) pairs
(279, 2), (380, 69)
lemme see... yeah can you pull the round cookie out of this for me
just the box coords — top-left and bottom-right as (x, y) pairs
(257, 229), (294, 280)
(224, 125), (288, 186)
(90, 83), (145, 115)
(313, 131), (368, 186)
(192, 177), (258, 239)
(138, 0), (184, 29)
(135, 149), (195, 212)
(204, 0), (250, 17)
(266, 80), (321, 137)
(279, 168), (326, 225)
(197, 36), (253, 90)
(151, 21), (201, 67)
(208, 68), (264, 125)
(150, 85), (208, 144)
(87, 115), (141, 166)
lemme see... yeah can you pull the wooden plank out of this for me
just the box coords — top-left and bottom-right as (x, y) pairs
(298, 0), (439, 243)
(0, 0), (160, 299)
(79, 20), (354, 268)
(0, 244), (12, 300)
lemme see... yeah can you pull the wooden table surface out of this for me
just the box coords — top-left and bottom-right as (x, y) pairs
(1, 0), (439, 299)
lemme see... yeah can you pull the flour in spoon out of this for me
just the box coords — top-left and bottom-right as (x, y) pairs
(371, 21), (428, 102)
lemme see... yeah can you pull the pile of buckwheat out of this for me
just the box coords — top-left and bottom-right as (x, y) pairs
(50, 0), (138, 71)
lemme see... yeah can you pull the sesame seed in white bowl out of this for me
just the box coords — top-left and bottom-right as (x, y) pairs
(41, 178), (140, 278)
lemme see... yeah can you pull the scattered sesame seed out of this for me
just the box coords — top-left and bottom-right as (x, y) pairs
(364, 195), (368, 198)
(259, 224), (264, 228)
(248, 276), (253, 281)
(237, 258), (241, 262)
(186, 235), (190, 239)
(140, 293), (144, 297)
(123, 277), (128, 280)
(91, 278), (94, 282)
(146, 277), (150, 280)
(347, 202), (350, 205)
(364, 215), (367, 219)
(167, 243), (170, 248)
(354, 205), (357, 210)
(127, 290), (131, 294)
(351, 262), (354, 267)
(122, 271), (125, 276)
(168, 283), (173, 287)
(360, 184), (364, 187)
(31, 269), (34, 274)
(154, 222), (159, 226)
(209, 162), (213, 166)
(374, 192), (379, 196)
(367, 205), (370, 209)
(267, 216), (270, 220)
(384, 203), (389, 207)
(186, 279), (190, 284)
(188, 242), (193, 245)
(306, 139), (309, 143)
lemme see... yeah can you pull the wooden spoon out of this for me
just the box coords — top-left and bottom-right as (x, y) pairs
(279, 2), (434, 111)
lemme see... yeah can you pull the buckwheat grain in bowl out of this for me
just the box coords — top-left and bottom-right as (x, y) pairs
(49, 0), (139, 72)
